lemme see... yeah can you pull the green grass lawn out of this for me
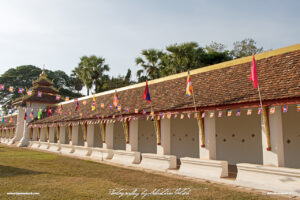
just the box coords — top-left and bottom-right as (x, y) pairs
(0, 144), (288, 200)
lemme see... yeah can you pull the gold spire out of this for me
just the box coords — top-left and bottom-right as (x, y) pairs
(40, 69), (47, 78)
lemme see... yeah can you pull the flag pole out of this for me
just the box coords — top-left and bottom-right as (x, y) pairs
(192, 91), (197, 112)
(251, 55), (270, 150)
(257, 85), (263, 111)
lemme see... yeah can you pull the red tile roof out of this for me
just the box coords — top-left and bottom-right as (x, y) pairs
(30, 45), (300, 125)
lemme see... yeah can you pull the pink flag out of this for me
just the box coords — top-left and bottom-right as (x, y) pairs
(249, 55), (259, 88)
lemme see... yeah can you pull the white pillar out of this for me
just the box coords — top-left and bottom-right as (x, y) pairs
(6, 129), (10, 139)
(32, 128), (38, 141)
(87, 124), (101, 147)
(127, 119), (138, 152)
(262, 106), (285, 167)
(59, 126), (69, 144)
(9, 107), (25, 144)
(49, 127), (57, 143)
(157, 118), (171, 155)
(9, 128), (13, 138)
(40, 127), (47, 142)
(17, 122), (31, 147)
(200, 112), (216, 160)
(72, 125), (84, 146)
(104, 123), (114, 149)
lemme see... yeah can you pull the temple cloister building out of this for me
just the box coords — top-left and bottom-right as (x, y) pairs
(1, 44), (299, 196)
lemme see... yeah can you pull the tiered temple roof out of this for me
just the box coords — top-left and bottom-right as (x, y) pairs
(13, 70), (62, 105)
(31, 44), (300, 125)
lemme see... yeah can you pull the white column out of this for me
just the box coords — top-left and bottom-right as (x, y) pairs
(72, 125), (84, 146)
(104, 123), (114, 149)
(157, 118), (171, 155)
(200, 111), (216, 160)
(49, 127), (56, 143)
(87, 124), (101, 147)
(32, 128), (38, 141)
(17, 123), (31, 147)
(262, 106), (285, 167)
(9, 128), (13, 138)
(40, 127), (47, 142)
(126, 119), (138, 151)
(59, 126), (68, 144)
(9, 107), (25, 144)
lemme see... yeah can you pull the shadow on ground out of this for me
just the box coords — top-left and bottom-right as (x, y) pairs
(0, 165), (42, 178)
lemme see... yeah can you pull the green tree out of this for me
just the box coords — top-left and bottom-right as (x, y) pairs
(136, 49), (164, 81)
(163, 42), (204, 74)
(231, 38), (264, 58)
(0, 65), (81, 114)
(70, 77), (84, 94)
(73, 55), (109, 95)
(46, 70), (82, 98)
(136, 42), (233, 81)
(205, 42), (227, 53)
(0, 65), (41, 114)
(100, 69), (134, 92)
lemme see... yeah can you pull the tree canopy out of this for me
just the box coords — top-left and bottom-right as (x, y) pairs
(72, 55), (110, 95)
(0, 65), (82, 114)
(0, 38), (264, 115)
(230, 38), (264, 58)
(135, 38), (263, 81)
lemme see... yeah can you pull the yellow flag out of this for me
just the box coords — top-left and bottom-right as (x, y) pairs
(92, 96), (96, 111)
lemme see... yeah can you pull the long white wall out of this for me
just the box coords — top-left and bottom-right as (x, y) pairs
(216, 108), (263, 165)
(282, 105), (300, 169)
(171, 118), (199, 158)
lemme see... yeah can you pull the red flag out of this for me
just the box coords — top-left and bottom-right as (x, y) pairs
(48, 106), (52, 117)
(143, 81), (151, 103)
(30, 109), (34, 119)
(249, 55), (259, 88)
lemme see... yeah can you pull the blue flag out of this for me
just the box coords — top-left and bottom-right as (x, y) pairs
(1, 117), (4, 123)
(75, 101), (79, 111)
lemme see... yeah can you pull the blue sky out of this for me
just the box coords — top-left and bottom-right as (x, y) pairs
(0, 0), (299, 80)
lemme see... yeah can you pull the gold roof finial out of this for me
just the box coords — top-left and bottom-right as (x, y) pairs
(40, 65), (47, 77)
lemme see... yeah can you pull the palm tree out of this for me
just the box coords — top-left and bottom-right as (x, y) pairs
(72, 57), (93, 95)
(88, 56), (110, 93)
(165, 42), (202, 73)
(136, 49), (164, 81)
(73, 56), (110, 95)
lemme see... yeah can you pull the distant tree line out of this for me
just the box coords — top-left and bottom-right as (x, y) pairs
(72, 38), (263, 95)
(0, 38), (263, 114)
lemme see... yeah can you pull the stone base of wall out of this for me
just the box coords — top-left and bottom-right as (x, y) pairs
(60, 144), (75, 155)
(1, 138), (6, 143)
(90, 148), (114, 160)
(39, 142), (50, 150)
(73, 146), (91, 157)
(139, 153), (177, 171)
(236, 163), (300, 196)
(110, 150), (141, 165)
(178, 157), (228, 181)
(29, 141), (40, 149)
(48, 143), (61, 153)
